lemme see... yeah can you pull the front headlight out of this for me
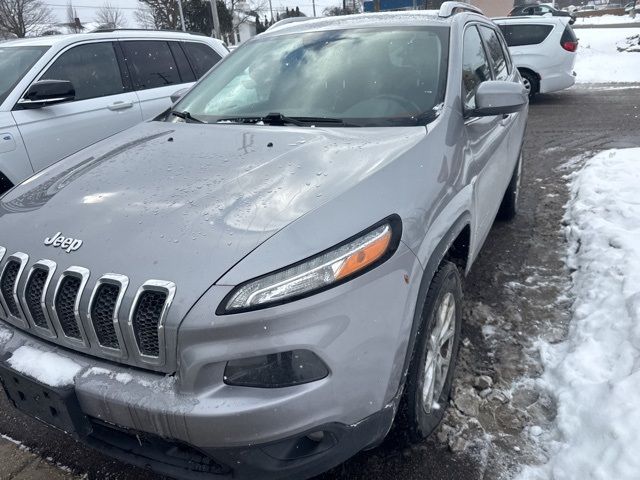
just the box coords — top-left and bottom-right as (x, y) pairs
(219, 216), (402, 314)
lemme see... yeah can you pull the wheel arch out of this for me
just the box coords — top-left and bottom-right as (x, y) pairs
(392, 213), (471, 405)
(517, 66), (540, 80)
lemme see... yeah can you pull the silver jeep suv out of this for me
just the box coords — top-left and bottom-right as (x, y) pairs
(0, 4), (527, 479)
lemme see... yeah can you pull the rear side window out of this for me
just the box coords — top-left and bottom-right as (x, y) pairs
(500, 24), (554, 47)
(168, 42), (196, 83)
(183, 42), (222, 78)
(479, 26), (509, 81)
(41, 42), (124, 101)
(121, 41), (181, 90)
(462, 26), (492, 110)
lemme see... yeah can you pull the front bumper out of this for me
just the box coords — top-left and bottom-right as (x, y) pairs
(0, 243), (422, 479)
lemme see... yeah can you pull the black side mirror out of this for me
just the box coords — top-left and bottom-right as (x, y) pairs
(17, 79), (75, 109)
(170, 87), (190, 104)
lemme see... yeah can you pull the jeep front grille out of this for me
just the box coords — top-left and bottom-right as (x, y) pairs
(25, 268), (49, 329)
(0, 246), (176, 370)
(91, 283), (121, 349)
(0, 261), (21, 318)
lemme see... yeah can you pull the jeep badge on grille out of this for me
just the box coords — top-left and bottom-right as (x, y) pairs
(44, 232), (83, 253)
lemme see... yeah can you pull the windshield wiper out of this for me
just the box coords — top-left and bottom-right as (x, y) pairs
(216, 112), (355, 127)
(171, 110), (206, 124)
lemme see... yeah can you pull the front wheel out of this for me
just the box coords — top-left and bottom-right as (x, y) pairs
(403, 261), (463, 442)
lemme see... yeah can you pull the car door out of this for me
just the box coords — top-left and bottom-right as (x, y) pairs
(461, 25), (512, 247)
(478, 25), (520, 178)
(12, 41), (142, 173)
(120, 40), (197, 120)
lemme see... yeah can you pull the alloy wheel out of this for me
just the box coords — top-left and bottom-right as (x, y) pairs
(421, 292), (456, 414)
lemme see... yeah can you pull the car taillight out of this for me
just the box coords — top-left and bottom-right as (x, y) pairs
(562, 41), (578, 52)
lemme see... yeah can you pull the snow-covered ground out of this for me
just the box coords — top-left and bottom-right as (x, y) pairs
(575, 28), (640, 83)
(518, 148), (640, 480)
(575, 14), (640, 25)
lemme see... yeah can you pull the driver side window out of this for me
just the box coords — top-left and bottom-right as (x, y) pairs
(462, 26), (492, 111)
(41, 42), (124, 101)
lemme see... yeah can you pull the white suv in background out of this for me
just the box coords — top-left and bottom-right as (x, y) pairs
(493, 16), (578, 98)
(0, 31), (227, 194)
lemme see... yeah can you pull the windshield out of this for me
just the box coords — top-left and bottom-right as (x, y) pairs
(172, 27), (449, 127)
(0, 46), (49, 105)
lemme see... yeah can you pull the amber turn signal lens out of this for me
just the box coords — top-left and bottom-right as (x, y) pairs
(335, 228), (392, 281)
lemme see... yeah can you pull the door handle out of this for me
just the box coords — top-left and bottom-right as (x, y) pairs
(108, 101), (134, 111)
(500, 114), (511, 126)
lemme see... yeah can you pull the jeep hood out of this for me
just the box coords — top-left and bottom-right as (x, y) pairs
(0, 121), (424, 312)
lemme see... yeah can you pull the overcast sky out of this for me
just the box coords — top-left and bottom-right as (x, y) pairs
(42, 0), (343, 26)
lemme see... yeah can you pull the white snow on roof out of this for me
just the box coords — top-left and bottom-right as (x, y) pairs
(518, 148), (640, 480)
(8, 345), (82, 387)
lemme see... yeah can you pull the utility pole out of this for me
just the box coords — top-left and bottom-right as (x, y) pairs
(312, 0), (317, 16)
(269, 0), (274, 20)
(177, 0), (186, 31)
(209, 0), (221, 39)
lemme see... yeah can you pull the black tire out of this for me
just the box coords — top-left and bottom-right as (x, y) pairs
(402, 261), (463, 442)
(497, 152), (523, 221)
(519, 69), (539, 99)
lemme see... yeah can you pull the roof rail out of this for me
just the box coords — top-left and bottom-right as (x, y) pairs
(90, 27), (207, 36)
(438, 1), (484, 17)
(267, 16), (312, 31)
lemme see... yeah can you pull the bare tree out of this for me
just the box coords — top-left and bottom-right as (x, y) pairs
(136, 0), (181, 29)
(134, 5), (157, 28)
(66, 1), (83, 32)
(95, 2), (128, 28)
(0, 0), (54, 37)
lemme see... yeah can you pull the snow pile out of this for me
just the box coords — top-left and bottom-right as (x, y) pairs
(8, 346), (82, 387)
(617, 34), (640, 52)
(575, 28), (640, 82)
(518, 148), (640, 480)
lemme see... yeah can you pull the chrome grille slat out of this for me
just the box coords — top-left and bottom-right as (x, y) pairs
(49, 266), (90, 348)
(0, 262), (20, 317)
(0, 252), (29, 327)
(129, 280), (175, 366)
(132, 290), (166, 357)
(0, 247), (5, 320)
(92, 284), (120, 347)
(88, 274), (129, 356)
(25, 268), (48, 328)
(20, 260), (58, 338)
(55, 276), (82, 338)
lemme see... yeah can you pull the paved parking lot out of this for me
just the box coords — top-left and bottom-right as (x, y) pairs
(0, 84), (639, 479)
